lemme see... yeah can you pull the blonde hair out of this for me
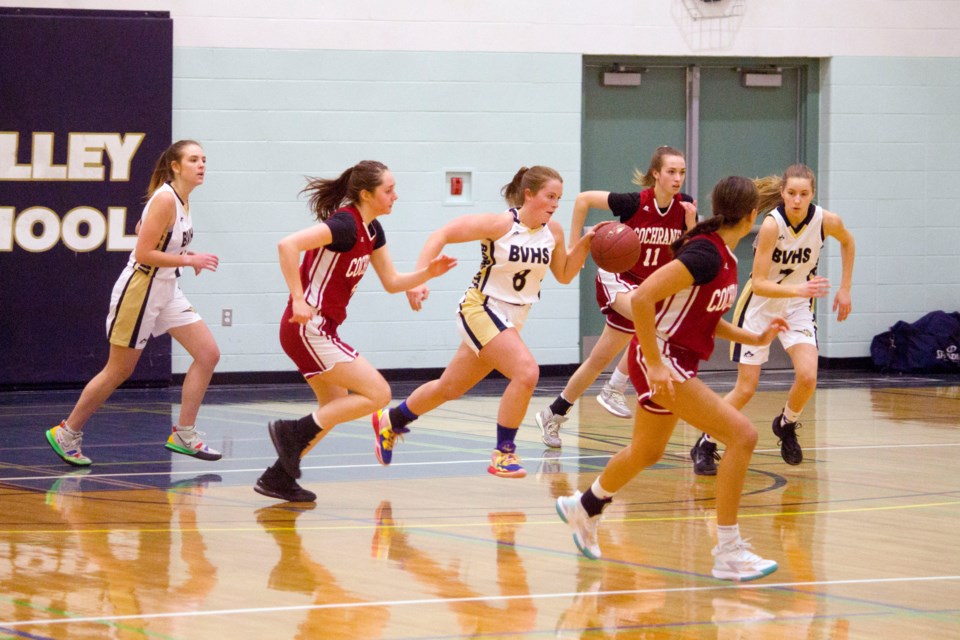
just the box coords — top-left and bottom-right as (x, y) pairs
(755, 163), (816, 214)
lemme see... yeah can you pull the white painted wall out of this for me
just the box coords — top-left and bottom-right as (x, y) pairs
(7, 0), (959, 371)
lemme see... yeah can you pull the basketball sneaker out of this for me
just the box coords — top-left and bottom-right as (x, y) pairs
(555, 491), (601, 559)
(45, 422), (92, 467)
(488, 441), (526, 478)
(690, 434), (721, 476)
(772, 414), (803, 465)
(535, 407), (567, 448)
(269, 419), (306, 479)
(711, 538), (778, 581)
(373, 409), (409, 466)
(164, 426), (222, 461)
(254, 465), (317, 503)
(596, 383), (632, 418)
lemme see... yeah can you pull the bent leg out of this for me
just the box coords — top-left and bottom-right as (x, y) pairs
(66, 345), (143, 430)
(169, 320), (221, 427)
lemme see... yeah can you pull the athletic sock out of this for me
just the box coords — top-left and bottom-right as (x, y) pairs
(782, 404), (802, 424)
(549, 394), (574, 416)
(608, 368), (629, 392)
(580, 481), (614, 517)
(496, 424), (517, 450)
(389, 401), (419, 431)
(717, 523), (741, 547)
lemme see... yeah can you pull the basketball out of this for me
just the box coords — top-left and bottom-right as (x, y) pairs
(590, 223), (641, 273)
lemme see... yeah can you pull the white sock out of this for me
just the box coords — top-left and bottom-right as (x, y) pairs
(175, 425), (195, 432)
(717, 523), (741, 547)
(782, 404), (802, 424)
(591, 477), (616, 500)
(608, 368), (629, 392)
(701, 433), (714, 443)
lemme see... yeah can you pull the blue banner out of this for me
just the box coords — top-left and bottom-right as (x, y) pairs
(0, 8), (173, 387)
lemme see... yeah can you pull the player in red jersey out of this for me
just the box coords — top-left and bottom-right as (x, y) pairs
(536, 146), (697, 448)
(556, 176), (789, 582)
(255, 160), (456, 502)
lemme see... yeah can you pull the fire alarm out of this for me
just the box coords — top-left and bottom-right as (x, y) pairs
(450, 177), (463, 195)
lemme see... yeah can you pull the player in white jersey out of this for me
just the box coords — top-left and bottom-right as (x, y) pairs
(372, 166), (604, 478)
(45, 141), (222, 467)
(690, 164), (855, 474)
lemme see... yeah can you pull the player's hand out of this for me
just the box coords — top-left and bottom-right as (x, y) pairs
(406, 285), (428, 311)
(796, 275), (830, 299)
(758, 316), (790, 345)
(587, 220), (616, 240)
(289, 297), (318, 325)
(427, 254), (457, 277)
(187, 252), (218, 275)
(680, 199), (698, 217)
(833, 286), (852, 322)
(645, 361), (675, 401)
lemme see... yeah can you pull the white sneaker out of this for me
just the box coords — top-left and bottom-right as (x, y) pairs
(164, 426), (222, 461)
(596, 384), (632, 418)
(535, 407), (567, 448)
(711, 538), (778, 581)
(556, 491), (602, 559)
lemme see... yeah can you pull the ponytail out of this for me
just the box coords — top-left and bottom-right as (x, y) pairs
(145, 140), (201, 199)
(500, 165), (562, 208)
(301, 160), (389, 221)
(671, 176), (758, 252)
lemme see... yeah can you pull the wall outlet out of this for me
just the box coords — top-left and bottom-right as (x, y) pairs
(222, 309), (233, 327)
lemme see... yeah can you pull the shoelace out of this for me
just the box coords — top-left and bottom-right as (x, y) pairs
(544, 415), (566, 438)
(608, 388), (627, 405)
(382, 426), (409, 451)
(497, 452), (522, 469)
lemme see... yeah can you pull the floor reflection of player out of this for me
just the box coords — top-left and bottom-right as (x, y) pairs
(544, 463), (669, 638)
(41, 472), (220, 639)
(256, 505), (390, 639)
(371, 502), (537, 635)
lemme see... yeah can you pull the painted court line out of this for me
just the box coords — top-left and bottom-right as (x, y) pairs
(4, 575), (958, 628)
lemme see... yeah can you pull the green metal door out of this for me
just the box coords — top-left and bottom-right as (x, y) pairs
(580, 57), (819, 370)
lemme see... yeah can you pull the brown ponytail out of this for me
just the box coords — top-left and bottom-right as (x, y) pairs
(671, 176), (758, 252)
(501, 165), (563, 208)
(145, 139), (202, 198)
(301, 160), (389, 221)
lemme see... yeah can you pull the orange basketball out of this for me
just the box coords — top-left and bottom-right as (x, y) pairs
(590, 223), (641, 273)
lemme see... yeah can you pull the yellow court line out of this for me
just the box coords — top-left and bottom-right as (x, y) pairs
(4, 499), (958, 537)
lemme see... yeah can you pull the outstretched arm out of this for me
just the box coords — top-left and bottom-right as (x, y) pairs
(370, 243), (456, 293)
(569, 191), (611, 249)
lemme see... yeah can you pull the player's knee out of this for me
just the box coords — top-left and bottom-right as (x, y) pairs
(197, 345), (220, 370)
(795, 367), (817, 391)
(518, 363), (539, 390)
(728, 418), (758, 451)
(368, 383), (391, 410)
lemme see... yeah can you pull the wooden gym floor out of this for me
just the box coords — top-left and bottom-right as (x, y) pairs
(1, 370), (958, 639)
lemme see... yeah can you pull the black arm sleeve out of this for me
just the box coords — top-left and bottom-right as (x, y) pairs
(607, 192), (641, 223)
(324, 211), (359, 252)
(675, 238), (722, 285)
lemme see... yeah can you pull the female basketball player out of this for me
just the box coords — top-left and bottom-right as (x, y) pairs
(536, 146), (697, 448)
(556, 175), (789, 582)
(689, 164), (855, 474)
(46, 140), (222, 467)
(372, 166), (601, 479)
(256, 160), (457, 502)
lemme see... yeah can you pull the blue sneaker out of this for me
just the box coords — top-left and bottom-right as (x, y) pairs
(487, 441), (526, 478)
(373, 409), (409, 466)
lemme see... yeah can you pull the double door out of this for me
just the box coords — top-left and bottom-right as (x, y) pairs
(580, 56), (819, 370)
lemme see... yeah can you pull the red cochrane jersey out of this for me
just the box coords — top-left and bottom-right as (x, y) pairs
(621, 188), (688, 282)
(295, 206), (379, 337)
(655, 232), (738, 361)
